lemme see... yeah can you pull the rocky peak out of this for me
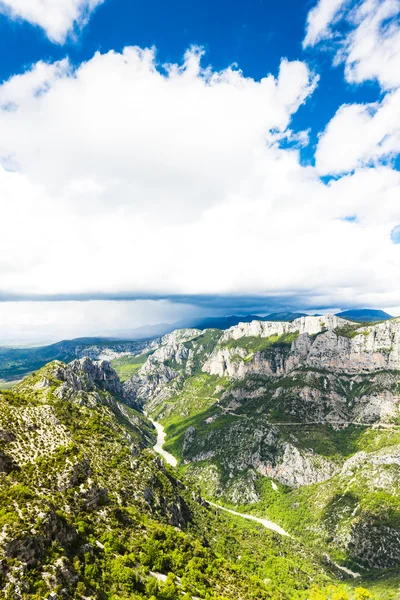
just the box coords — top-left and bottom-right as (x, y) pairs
(14, 358), (137, 409)
(45, 357), (126, 401)
(221, 314), (348, 342)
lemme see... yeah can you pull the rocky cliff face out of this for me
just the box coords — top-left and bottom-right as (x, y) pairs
(203, 316), (400, 379)
(219, 314), (346, 342)
(123, 314), (400, 571)
(124, 328), (218, 412)
(16, 357), (140, 410)
(127, 316), (400, 425)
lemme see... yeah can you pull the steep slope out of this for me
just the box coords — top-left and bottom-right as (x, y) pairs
(0, 357), (345, 600)
(124, 315), (400, 576)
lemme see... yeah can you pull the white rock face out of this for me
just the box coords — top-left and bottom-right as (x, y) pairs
(203, 346), (287, 378)
(257, 443), (338, 488)
(304, 319), (400, 372)
(341, 445), (400, 477)
(220, 320), (291, 342)
(220, 315), (347, 343)
(204, 316), (400, 378)
(141, 329), (200, 374)
(124, 329), (203, 410)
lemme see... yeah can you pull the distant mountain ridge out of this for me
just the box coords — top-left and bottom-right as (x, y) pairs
(188, 309), (394, 329)
(336, 308), (393, 322)
(0, 337), (153, 382)
(182, 311), (308, 330)
(0, 309), (395, 382)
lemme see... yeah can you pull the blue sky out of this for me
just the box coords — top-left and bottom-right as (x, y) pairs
(0, 0), (383, 160)
(0, 0), (400, 342)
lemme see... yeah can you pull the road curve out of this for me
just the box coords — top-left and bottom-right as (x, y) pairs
(148, 416), (363, 577)
(149, 417), (290, 537)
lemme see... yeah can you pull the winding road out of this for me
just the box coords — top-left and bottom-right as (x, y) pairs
(149, 417), (290, 536)
(149, 416), (362, 578)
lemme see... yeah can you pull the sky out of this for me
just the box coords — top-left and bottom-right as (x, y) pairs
(0, 0), (400, 343)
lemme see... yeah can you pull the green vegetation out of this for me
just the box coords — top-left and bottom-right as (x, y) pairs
(183, 329), (223, 374)
(0, 359), (360, 600)
(333, 323), (379, 339)
(2, 311), (400, 600)
(112, 352), (152, 381)
(221, 331), (299, 353)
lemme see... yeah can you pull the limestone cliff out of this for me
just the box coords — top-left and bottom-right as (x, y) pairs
(123, 314), (400, 571)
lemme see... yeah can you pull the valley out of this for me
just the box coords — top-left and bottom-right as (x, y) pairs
(0, 313), (398, 598)
(119, 314), (400, 596)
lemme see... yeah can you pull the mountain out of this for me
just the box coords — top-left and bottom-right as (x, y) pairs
(0, 356), (355, 599)
(262, 311), (309, 321)
(176, 311), (308, 331)
(336, 309), (393, 322)
(182, 315), (266, 330)
(0, 314), (311, 383)
(123, 314), (400, 593)
(0, 337), (154, 383)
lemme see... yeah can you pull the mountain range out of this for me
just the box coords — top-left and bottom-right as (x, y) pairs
(0, 312), (397, 598)
(0, 309), (393, 383)
(118, 313), (400, 596)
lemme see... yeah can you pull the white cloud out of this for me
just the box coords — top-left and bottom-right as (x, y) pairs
(342, 0), (400, 90)
(0, 49), (316, 220)
(306, 0), (400, 177)
(304, 0), (400, 89)
(0, 46), (400, 335)
(316, 89), (400, 174)
(303, 0), (349, 47)
(0, 0), (104, 43)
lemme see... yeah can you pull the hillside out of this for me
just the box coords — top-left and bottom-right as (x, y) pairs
(0, 356), (357, 600)
(1, 309), (393, 383)
(0, 338), (153, 383)
(124, 315), (400, 588)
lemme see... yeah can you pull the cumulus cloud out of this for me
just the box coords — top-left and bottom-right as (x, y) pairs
(316, 89), (400, 174)
(340, 0), (400, 90)
(305, 0), (400, 177)
(304, 0), (400, 89)
(303, 0), (349, 47)
(0, 0), (104, 43)
(0, 45), (400, 331)
(0, 48), (316, 218)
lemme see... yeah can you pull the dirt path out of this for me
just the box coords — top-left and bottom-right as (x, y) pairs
(208, 502), (290, 536)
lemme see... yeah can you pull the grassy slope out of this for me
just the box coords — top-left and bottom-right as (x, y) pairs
(111, 352), (151, 381)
